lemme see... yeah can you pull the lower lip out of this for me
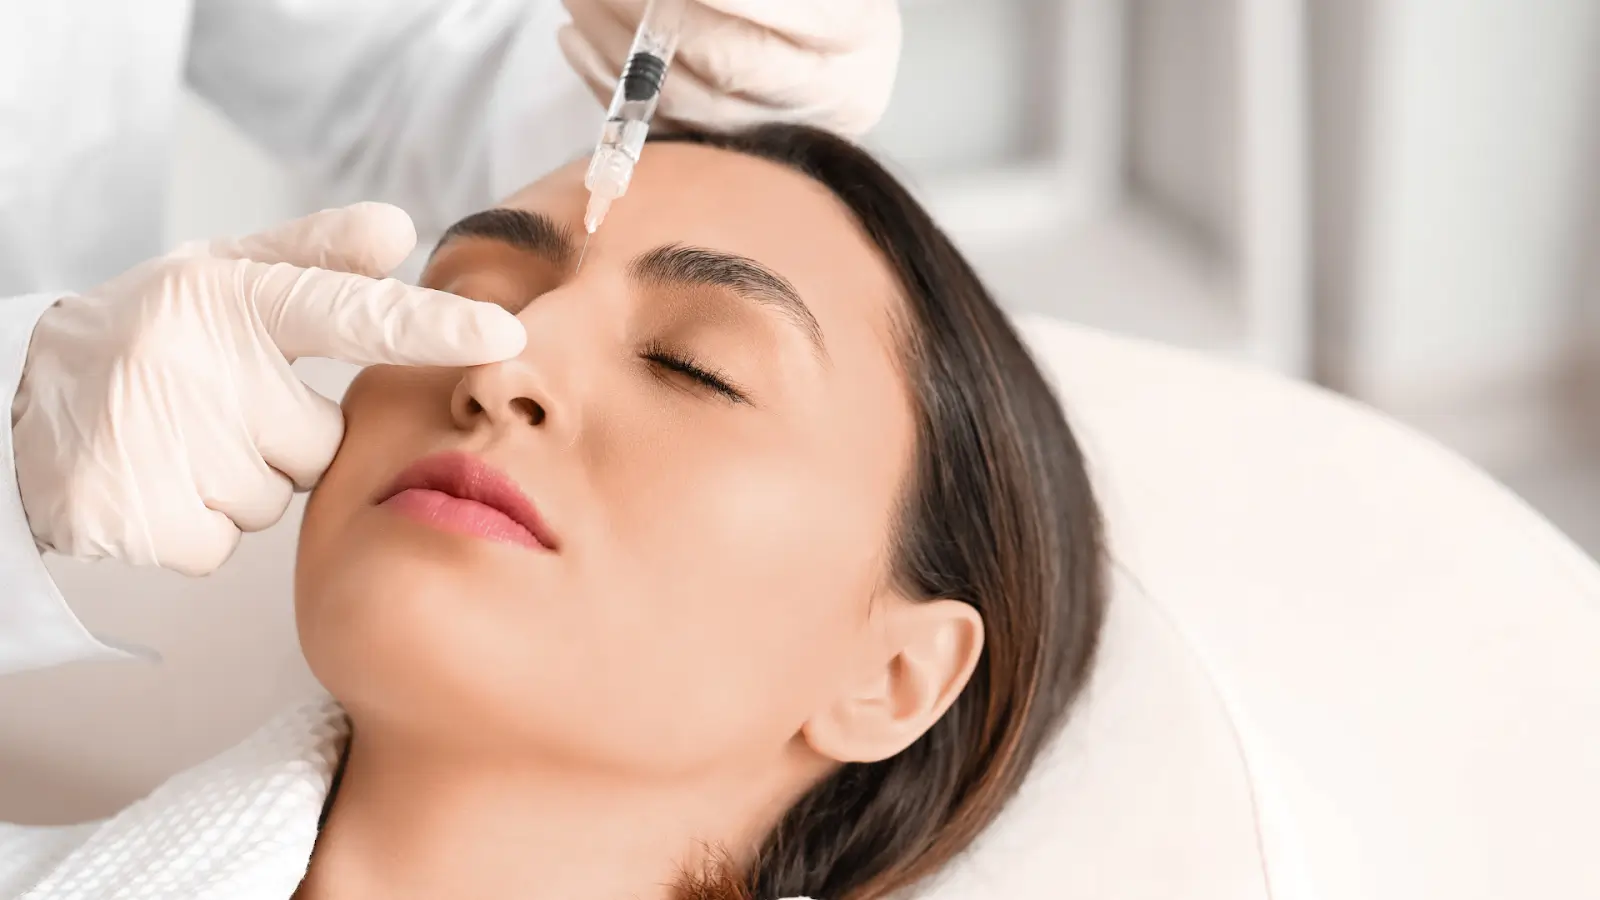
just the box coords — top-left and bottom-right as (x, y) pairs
(380, 488), (547, 551)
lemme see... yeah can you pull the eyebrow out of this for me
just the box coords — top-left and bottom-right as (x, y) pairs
(436, 210), (825, 358)
(628, 244), (825, 358)
(436, 208), (576, 265)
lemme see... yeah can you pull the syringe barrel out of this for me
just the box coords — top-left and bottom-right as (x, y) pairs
(599, 0), (686, 132)
(583, 0), (687, 230)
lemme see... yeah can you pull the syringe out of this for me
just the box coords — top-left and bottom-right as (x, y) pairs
(576, 0), (688, 270)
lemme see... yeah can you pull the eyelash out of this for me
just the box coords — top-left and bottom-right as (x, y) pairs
(642, 341), (747, 404)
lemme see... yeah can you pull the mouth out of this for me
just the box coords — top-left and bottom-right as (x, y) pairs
(376, 451), (559, 552)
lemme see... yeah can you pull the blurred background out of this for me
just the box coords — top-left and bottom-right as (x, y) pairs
(168, 0), (1600, 552)
(6, 0), (1599, 824)
(879, 0), (1600, 555)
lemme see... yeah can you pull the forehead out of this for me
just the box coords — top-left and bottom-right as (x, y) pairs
(501, 142), (905, 357)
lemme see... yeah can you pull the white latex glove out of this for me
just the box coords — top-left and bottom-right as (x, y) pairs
(558, 0), (901, 137)
(11, 202), (526, 576)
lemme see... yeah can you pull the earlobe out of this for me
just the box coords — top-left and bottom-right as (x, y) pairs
(802, 598), (984, 764)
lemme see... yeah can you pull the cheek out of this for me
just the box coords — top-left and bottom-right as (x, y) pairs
(602, 411), (894, 617)
(566, 428), (901, 752)
(298, 513), (574, 753)
(300, 373), (435, 548)
(295, 369), (470, 700)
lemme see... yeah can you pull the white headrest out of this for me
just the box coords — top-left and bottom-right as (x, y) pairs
(4, 316), (1597, 899)
(920, 316), (1600, 899)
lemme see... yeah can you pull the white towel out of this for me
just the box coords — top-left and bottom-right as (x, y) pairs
(3, 696), (812, 899)
(3, 696), (344, 899)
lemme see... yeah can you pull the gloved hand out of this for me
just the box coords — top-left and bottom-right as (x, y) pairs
(11, 202), (526, 576)
(558, 0), (901, 137)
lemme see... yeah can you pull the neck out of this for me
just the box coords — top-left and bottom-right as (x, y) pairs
(293, 717), (791, 900)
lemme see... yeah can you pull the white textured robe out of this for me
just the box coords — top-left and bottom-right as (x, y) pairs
(0, 697), (808, 899)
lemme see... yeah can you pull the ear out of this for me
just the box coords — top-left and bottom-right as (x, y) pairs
(801, 598), (984, 764)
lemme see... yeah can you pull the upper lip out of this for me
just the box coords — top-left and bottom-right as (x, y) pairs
(378, 450), (559, 551)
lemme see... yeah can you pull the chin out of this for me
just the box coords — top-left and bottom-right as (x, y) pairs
(296, 511), (544, 730)
(294, 508), (659, 762)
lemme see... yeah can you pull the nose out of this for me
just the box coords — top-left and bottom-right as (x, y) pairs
(450, 357), (569, 439)
(450, 285), (606, 442)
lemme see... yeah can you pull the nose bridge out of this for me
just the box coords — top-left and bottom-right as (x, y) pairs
(522, 278), (623, 350)
(451, 287), (603, 440)
(517, 285), (591, 360)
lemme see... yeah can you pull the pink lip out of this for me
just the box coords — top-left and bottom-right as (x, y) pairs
(377, 451), (558, 552)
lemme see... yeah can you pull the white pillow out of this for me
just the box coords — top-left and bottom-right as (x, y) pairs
(918, 316), (1599, 900)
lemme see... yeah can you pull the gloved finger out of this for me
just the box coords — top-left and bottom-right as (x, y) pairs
(651, 62), (795, 132)
(195, 203), (419, 278)
(573, 0), (871, 52)
(142, 489), (245, 577)
(149, 355), (306, 523)
(673, 2), (897, 136)
(242, 260), (527, 367)
(250, 371), (348, 492)
(198, 455), (296, 533)
(561, 4), (888, 136)
(690, 0), (891, 51)
(161, 509), (243, 577)
(111, 377), (254, 572)
(566, 0), (818, 107)
(668, 8), (829, 106)
(559, 23), (790, 131)
(562, 0), (634, 69)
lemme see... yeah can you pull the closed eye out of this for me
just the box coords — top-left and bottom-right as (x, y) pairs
(642, 343), (748, 404)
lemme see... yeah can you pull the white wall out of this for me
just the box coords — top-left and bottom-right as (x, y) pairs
(1126, 0), (1239, 263)
(1344, 0), (1600, 405)
(1116, 0), (1600, 468)
(868, 0), (1037, 174)
(163, 93), (302, 246)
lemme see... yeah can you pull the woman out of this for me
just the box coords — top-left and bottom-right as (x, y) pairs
(2, 125), (1105, 900)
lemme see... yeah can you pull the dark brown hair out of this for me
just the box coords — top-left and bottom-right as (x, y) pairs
(650, 125), (1106, 899)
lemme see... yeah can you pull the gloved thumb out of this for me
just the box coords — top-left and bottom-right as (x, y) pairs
(189, 202), (418, 278)
(244, 259), (527, 367)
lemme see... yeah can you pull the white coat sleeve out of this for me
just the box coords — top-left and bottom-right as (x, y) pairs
(184, 0), (599, 239)
(0, 295), (136, 675)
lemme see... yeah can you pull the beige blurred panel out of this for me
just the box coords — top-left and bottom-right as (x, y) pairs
(0, 354), (357, 825)
(0, 503), (322, 825)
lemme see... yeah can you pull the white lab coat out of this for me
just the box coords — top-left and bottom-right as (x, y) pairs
(0, 694), (809, 899)
(0, 0), (598, 675)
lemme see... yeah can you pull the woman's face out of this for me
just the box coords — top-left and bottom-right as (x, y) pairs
(296, 143), (919, 774)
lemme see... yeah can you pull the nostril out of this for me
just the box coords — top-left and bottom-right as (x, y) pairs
(465, 397), (485, 417)
(511, 397), (545, 427)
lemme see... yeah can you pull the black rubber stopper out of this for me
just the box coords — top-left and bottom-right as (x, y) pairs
(622, 52), (668, 102)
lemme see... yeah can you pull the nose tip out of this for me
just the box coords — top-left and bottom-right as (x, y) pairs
(452, 362), (551, 431)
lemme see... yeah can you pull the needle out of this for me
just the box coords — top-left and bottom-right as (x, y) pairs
(575, 231), (591, 272)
